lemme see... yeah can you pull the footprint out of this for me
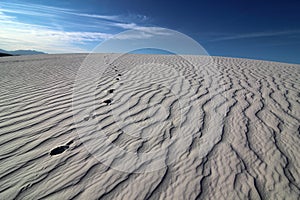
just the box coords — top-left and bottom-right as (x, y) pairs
(116, 78), (120, 81)
(50, 145), (69, 156)
(103, 99), (112, 105)
(107, 89), (114, 94)
(83, 116), (90, 121)
(66, 140), (74, 146)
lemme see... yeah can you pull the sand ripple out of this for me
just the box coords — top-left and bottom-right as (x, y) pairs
(0, 54), (299, 199)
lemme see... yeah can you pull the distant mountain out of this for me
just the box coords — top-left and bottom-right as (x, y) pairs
(0, 49), (46, 56)
(0, 52), (13, 57)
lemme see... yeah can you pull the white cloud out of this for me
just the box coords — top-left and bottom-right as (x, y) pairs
(0, 7), (54, 17)
(112, 23), (171, 36)
(0, 2), (121, 21)
(0, 11), (113, 53)
(0, 2), (72, 14)
(67, 12), (120, 21)
(0, 2), (160, 53)
(210, 30), (300, 42)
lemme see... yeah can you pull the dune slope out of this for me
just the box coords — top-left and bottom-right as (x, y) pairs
(0, 54), (299, 199)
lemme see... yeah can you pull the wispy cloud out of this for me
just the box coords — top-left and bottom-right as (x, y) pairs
(0, 2), (121, 23)
(0, 17), (106, 53)
(0, 2), (71, 18)
(112, 23), (171, 35)
(0, 2), (161, 53)
(0, 11), (117, 52)
(209, 30), (300, 42)
(67, 12), (120, 21)
(0, 7), (54, 17)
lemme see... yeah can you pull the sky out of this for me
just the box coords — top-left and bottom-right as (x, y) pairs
(0, 0), (300, 63)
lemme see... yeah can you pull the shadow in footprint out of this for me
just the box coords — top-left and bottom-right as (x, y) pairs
(66, 140), (74, 146)
(118, 74), (122, 76)
(116, 78), (120, 81)
(107, 89), (114, 94)
(83, 116), (90, 121)
(103, 99), (112, 105)
(50, 145), (69, 156)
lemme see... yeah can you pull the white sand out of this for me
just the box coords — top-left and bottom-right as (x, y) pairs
(0, 54), (299, 199)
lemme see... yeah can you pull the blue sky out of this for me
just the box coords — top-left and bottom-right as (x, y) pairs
(0, 0), (300, 63)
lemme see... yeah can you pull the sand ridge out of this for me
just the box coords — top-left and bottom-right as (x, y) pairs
(0, 54), (299, 199)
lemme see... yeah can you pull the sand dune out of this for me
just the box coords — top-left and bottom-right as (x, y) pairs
(0, 54), (299, 199)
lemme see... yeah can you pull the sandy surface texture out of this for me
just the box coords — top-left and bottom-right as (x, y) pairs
(0, 54), (299, 199)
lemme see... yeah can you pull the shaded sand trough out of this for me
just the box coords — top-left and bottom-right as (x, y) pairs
(0, 54), (299, 199)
